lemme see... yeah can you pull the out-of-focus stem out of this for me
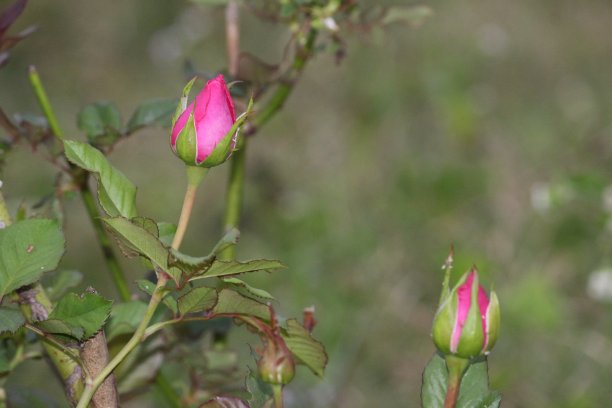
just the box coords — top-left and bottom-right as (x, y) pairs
(218, 136), (247, 261)
(28, 66), (64, 140)
(272, 384), (283, 408)
(28, 66), (132, 301)
(225, 0), (240, 77)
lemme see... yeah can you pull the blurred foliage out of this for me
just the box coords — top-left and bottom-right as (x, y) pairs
(1, 0), (612, 407)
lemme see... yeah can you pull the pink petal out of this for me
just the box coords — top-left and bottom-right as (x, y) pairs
(450, 270), (490, 353)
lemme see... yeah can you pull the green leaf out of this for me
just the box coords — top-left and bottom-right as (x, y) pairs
(37, 292), (112, 340)
(0, 306), (25, 334)
(246, 370), (274, 408)
(136, 279), (178, 314)
(421, 353), (501, 408)
(222, 277), (275, 301)
(44, 270), (83, 301)
(64, 140), (137, 218)
(105, 300), (147, 342)
(103, 217), (181, 284)
(177, 286), (218, 315)
(77, 101), (122, 146)
(126, 99), (178, 133)
(189, 259), (286, 282)
(212, 289), (270, 321)
(64, 140), (136, 218)
(0, 219), (65, 298)
(282, 319), (327, 377)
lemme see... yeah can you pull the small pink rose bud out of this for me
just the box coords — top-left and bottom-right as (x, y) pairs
(170, 75), (237, 167)
(432, 267), (500, 359)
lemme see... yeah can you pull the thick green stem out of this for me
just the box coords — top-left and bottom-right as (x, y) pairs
(218, 137), (247, 261)
(76, 275), (169, 408)
(444, 355), (470, 408)
(28, 66), (64, 140)
(79, 175), (131, 301)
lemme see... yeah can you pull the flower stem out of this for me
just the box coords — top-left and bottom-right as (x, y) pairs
(444, 355), (470, 408)
(76, 274), (169, 408)
(172, 166), (208, 250)
(272, 384), (283, 408)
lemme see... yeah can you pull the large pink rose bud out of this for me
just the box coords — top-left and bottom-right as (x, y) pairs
(432, 267), (500, 359)
(170, 75), (237, 167)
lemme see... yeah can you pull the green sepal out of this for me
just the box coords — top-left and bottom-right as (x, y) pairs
(174, 111), (198, 165)
(484, 290), (500, 353)
(431, 288), (456, 355)
(172, 77), (197, 127)
(456, 272), (485, 358)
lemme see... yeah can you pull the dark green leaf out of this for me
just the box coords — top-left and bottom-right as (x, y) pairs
(77, 101), (122, 146)
(38, 292), (112, 340)
(0, 219), (65, 298)
(136, 279), (178, 314)
(189, 259), (286, 282)
(0, 306), (25, 334)
(103, 217), (181, 283)
(282, 319), (327, 377)
(177, 286), (218, 315)
(105, 300), (147, 341)
(64, 140), (137, 218)
(126, 99), (178, 133)
(212, 289), (270, 321)
(168, 228), (240, 281)
(44, 270), (83, 300)
(421, 353), (501, 408)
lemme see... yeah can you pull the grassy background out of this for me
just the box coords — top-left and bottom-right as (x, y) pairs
(2, 0), (612, 406)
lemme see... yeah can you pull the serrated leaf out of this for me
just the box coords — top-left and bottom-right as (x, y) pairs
(77, 101), (122, 146)
(421, 353), (501, 408)
(0, 219), (65, 298)
(136, 279), (178, 314)
(37, 292), (112, 340)
(177, 286), (218, 315)
(222, 278), (274, 301)
(103, 217), (181, 284)
(126, 99), (178, 133)
(64, 140), (137, 218)
(213, 289), (270, 321)
(0, 306), (25, 334)
(168, 228), (240, 282)
(105, 300), (147, 342)
(189, 259), (286, 282)
(246, 370), (274, 408)
(200, 397), (249, 408)
(282, 319), (327, 377)
(44, 270), (83, 300)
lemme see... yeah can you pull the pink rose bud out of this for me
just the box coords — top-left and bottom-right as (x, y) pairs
(432, 267), (500, 359)
(170, 75), (237, 167)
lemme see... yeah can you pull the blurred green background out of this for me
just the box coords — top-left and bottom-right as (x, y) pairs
(2, 0), (612, 407)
